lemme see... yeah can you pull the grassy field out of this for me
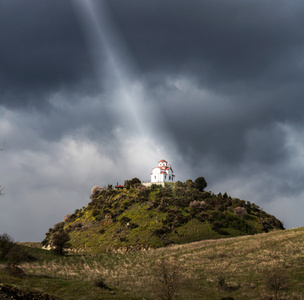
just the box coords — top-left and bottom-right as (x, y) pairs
(2, 227), (304, 299)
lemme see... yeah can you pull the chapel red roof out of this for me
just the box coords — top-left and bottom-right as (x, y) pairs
(158, 166), (170, 170)
(115, 185), (124, 189)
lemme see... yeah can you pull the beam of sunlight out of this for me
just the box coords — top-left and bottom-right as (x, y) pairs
(73, 0), (152, 136)
(71, 0), (183, 174)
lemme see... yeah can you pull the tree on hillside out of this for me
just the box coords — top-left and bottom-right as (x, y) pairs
(263, 266), (290, 300)
(0, 232), (33, 268)
(124, 177), (141, 188)
(6, 244), (33, 267)
(185, 179), (195, 188)
(52, 231), (71, 255)
(175, 181), (184, 188)
(130, 177), (141, 185)
(194, 177), (207, 191)
(153, 259), (182, 300)
(0, 233), (14, 259)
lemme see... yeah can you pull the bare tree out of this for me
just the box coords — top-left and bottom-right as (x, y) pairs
(153, 259), (182, 300)
(263, 265), (290, 300)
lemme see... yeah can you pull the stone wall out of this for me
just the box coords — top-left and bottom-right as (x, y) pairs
(141, 182), (165, 187)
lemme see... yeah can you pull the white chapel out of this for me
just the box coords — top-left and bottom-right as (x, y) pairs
(150, 159), (175, 183)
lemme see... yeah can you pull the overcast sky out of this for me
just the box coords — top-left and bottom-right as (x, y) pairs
(1, 0), (304, 241)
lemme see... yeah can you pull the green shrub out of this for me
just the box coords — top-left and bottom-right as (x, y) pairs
(0, 233), (14, 259)
(95, 215), (103, 222)
(53, 222), (64, 232)
(92, 209), (100, 216)
(128, 223), (139, 230)
(152, 226), (171, 237)
(52, 232), (71, 255)
(6, 245), (34, 266)
(120, 216), (131, 225)
(93, 277), (112, 290)
(150, 184), (160, 191)
(194, 176), (207, 191)
(4, 265), (26, 277)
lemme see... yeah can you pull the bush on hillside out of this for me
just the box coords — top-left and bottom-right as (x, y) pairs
(6, 244), (34, 266)
(63, 214), (71, 222)
(194, 176), (208, 191)
(150, 183), (161, 191)
(4, 265), (26, 277)
(136, 185), (148, 200)
(175, 181), (184, 188)
(185, 179), (195, 189)
(124, 177), (141, 188)
(53, 222), (64, 231)
(0, 233), (34, 278)
(189, 200), (206, 210)
(90, 186), (104, 200)
(52, 231), (71, 255)
(120, 216), (131, 225)
(0, 233), (14, 259)
(233, 207), (248, 218)
(93, 277), (112, 290)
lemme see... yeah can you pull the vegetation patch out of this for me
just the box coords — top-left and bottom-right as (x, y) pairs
(43, 178), (284, 253)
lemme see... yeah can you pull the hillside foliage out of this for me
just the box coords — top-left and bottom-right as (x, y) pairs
(43, 180), (284, 253)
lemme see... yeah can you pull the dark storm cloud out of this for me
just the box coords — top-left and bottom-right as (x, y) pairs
(1, 0), (304, 241)
(104, 0), (304, 159)
(107, 0), (304, 82)
(0, 0), (99, 110)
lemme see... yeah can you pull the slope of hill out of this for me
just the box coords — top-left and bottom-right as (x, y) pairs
(43, 181), (284, 253)
(7, 227), (304, 299)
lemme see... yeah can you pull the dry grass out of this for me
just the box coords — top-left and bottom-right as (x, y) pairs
(16, 227), (304, 299)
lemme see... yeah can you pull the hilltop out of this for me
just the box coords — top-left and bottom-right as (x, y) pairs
(43, 179), (284, 253)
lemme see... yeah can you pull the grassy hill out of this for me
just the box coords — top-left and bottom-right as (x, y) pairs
(43, 181), (284, 253)
(1, 227), (303, 299)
